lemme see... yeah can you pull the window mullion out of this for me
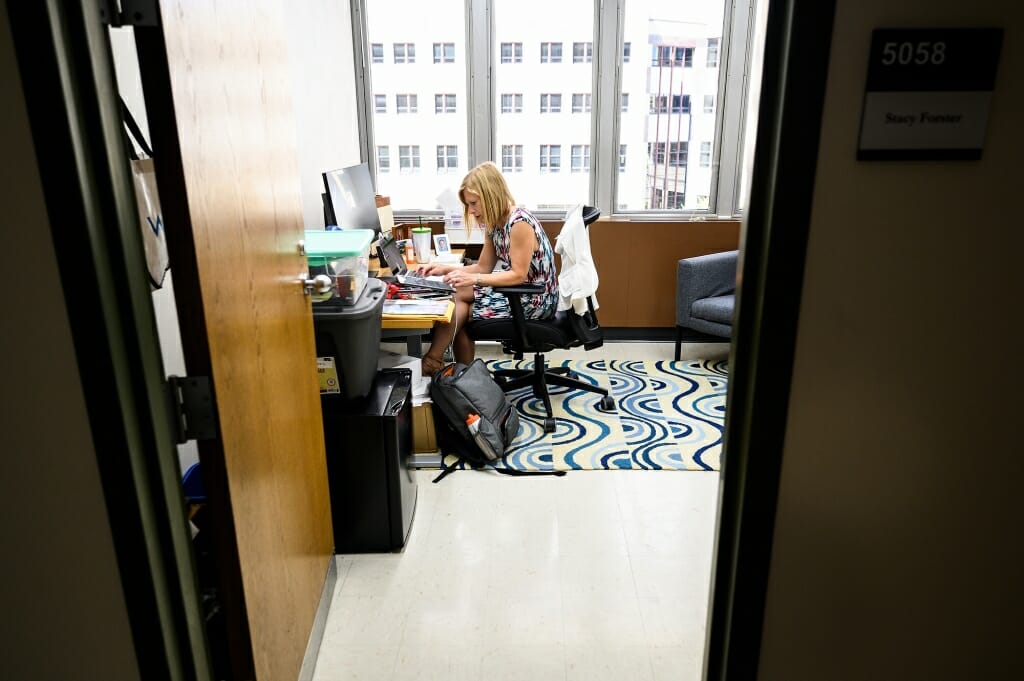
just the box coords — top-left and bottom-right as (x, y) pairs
(466, 0), (493, 167)
(351, 0), (376, 171)
(592, 0), (622, 214)
(714, 0), (754, 216)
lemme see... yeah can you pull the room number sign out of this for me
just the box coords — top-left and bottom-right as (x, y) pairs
(857, 28), (1003, 160)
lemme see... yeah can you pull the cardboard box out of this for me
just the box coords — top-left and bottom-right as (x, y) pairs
(412, 403), (438, 453)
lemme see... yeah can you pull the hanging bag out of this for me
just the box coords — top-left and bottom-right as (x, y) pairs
(120, 97), (169, 290)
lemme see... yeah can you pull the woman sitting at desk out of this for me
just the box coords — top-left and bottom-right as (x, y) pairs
(418, 161), (558, 376)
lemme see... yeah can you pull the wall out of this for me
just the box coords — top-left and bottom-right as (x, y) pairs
(758, 2), (1023, 679)
(0, 6), (140, 678)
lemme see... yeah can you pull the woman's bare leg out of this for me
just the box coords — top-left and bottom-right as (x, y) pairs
(422, 286), (474, 373)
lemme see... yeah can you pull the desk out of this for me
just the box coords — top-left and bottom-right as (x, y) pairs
(373, 255), (458, 356)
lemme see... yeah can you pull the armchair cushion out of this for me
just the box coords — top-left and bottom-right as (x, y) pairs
(676, 250), (738, 339)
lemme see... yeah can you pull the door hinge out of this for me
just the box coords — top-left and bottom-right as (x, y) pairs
(168, 376), (217, 444)
(100, 0), (160, 28)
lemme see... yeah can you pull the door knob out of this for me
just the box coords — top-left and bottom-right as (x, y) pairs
(300, 273), (333, 301)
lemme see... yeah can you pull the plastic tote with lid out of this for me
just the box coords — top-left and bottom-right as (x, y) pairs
(304, 228), (375, 305)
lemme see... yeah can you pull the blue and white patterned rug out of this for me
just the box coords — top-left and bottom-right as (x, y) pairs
(442, 358), (727, 472)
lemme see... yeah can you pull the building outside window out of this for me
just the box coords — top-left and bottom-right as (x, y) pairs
(623, 42), (631, 63)
(434, 93), (456, 113)
(619, 144), (627, 172)
(436, 145), (458, 173)
(700, 141), (712, 167)
(500, 42), (522, 63)
(539, 144), (561, 173)
(433, 42), (455, 63)
(571, 145), (590, 173)
(393, 42), (415, 63)
(396, 94), (417, 113)
(377, 146), (390, 173)
(572, 42), (592, 63)
(571, 93), (591, 113)
(501, 144), (523, 173)
(374, 94), (387, 113)
(398, 145), (420, 173)
(621, 93), (629, 113)
(669, 141), (688, 166)
(540, 93), (562, 113)
(704, 94), (715, 114)
(540, 42), (562, 63)
(500, 93), (523, 113)
(706, 38), (719, 67)
(371, 43), (383, 63)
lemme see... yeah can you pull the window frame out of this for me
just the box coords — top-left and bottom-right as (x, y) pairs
(352, 0), (761, 218)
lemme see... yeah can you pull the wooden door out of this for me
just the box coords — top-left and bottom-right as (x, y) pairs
(135, 1), (334, 678)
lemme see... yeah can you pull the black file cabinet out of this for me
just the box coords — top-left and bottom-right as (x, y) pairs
(320, 368), (418, 553)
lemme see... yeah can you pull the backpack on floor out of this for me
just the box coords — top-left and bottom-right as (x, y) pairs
(429, 359), (565, 482)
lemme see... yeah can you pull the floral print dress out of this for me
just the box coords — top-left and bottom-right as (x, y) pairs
(471, 207), (558, 320)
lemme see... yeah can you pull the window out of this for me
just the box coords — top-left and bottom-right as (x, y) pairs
(539, 144), (561, 173)
(396, 94), (418, 113)
(393, 42), (415, 63)
(700, 141), (712, 167)
(377, 145), (390, 173)
(436, 145), (458, 173)
(398, 145), (420, 173)
(500, 42), (522, 63)
(706, 38), (719, 68)
(573, 42), (592, 63)
(501, 144), (523, 173)
(571, 145), (590, 173)
(500, 93), (523, 113)
(540, 93), (562, 113)
(359, 0), (752, 214)
(433, 42), (455, 63)
(374, 94), (387, 113)
(434, 94), (456, 113)
(540, 42), (562, 63)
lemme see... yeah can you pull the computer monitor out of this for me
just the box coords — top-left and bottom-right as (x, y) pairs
(321, 162), (382, 235)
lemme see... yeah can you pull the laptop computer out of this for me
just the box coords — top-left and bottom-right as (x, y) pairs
(377, 233), (456, 293)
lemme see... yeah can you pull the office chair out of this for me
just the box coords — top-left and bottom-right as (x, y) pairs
(466, 206), (615, 433)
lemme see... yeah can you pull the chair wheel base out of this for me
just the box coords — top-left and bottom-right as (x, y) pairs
(598, 395), (616, 412)
(543, 417), (557, 433)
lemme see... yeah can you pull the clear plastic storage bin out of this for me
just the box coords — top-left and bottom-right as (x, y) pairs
(304, 229), (375, 305)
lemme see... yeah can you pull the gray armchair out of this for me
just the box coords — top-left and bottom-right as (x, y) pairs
(675, 250), (737, 360)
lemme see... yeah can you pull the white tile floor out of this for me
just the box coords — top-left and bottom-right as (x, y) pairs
(312, 342), (728, 681)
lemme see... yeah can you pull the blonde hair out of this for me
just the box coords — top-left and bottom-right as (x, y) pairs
(459, 162), (514, 235)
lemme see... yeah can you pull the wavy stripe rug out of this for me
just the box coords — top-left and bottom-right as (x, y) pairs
(441, 358), (727, 472)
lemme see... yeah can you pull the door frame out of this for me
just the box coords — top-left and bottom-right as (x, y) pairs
(6, 2), (211, 678)
(704, 0), (838, 679)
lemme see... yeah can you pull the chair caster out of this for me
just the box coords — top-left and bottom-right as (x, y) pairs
(598, 395), (616, 412)
(543, 417), (557, 433)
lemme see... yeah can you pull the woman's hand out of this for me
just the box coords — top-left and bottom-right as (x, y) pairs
(415, 263), (454, 276)
(442, 268), (477, 288)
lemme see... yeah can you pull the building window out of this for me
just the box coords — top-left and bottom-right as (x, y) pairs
(434, 93), (456, 113)
(539, 144), (561, 173)
(653, 45), (693, 67)
(500, 93), (523, 113)
(573, 42), (593, 63)
(623, 42), (631, 63)
(704, 95), (715, 114)
(377, 145), (390, 173)
(706, 38), (719, 68)
(433, 42), (455, 63)
(501, 144), (523, 173)
(374, 94), (387, 113)
(571, 93), (591, 113)
(436, 145), (458, 173)
(540, 42), (562, 64)
(680, 94), (691, 114)
(571, 145), (590, 173)
(393, 42), (415, 64)
(396, 94), (418, 113)
(700, 141), (712, 167)
(500, 42), (522, 63)
(619, 144), (627, 172)
(540, 93), (562, 113)
(371, 43), (383, 64)
(621, 93), (629, 113)
(670, 141), (688, 166)
(650, 94), (691, 114)
(398, 145), (420, 173)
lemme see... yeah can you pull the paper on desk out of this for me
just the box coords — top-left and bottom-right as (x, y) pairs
(382, 300), (450, 316)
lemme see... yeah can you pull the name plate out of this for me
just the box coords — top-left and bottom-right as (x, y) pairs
(857, 28), (1003, 160)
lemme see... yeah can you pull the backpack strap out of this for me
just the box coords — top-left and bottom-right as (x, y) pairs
(431, 455), (566, 484)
